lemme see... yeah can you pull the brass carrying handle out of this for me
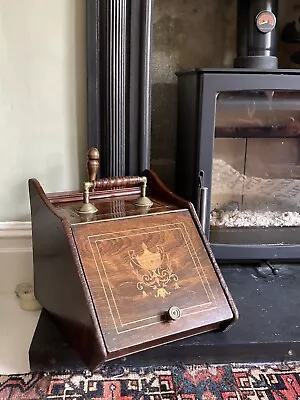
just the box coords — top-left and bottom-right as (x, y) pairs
(93, 175), (151, 207)
(94, 176), (145, 190)
(86, 148), (146, 191)
(77, 148), (153, 214)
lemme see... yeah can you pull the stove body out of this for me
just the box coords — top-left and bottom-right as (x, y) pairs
(176, 69), (300, 262)
(176, 0), (300, 262)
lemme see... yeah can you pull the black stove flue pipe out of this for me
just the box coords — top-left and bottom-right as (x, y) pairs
(234, 0), (278, 69)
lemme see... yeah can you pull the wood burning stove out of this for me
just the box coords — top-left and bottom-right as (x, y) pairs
(176, 0), (300, 262)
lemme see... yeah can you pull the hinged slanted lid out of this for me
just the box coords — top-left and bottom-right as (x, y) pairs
(72, 208), (234, 359)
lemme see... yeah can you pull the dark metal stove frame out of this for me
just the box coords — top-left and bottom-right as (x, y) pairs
(176, 68), (300, 262)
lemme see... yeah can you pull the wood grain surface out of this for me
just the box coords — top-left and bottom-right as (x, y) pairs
(72, 209), (233, 358)
(28, 179), (107, 370)
(55, 196), (177, 225)
(29, 170), (237, 368)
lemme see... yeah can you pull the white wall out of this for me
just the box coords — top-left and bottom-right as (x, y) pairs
(0, 0), (87, 221)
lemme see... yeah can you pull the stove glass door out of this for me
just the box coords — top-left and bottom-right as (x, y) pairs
(210, 90), (300, 245)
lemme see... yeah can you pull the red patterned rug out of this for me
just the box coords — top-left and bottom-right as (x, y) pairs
(0, 363), (299, 400)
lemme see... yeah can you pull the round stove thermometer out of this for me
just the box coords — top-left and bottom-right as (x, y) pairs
(256, 10), (276, 33)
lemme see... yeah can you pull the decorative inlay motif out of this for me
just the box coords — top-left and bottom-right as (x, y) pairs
(77, 218), (218, 337)
(129, 243), (180, 298)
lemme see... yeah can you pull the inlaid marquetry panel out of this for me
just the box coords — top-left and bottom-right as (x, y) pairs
(72, 210), (233, 353)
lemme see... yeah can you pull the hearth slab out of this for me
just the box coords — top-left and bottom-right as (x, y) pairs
(29, 264), (300, 371)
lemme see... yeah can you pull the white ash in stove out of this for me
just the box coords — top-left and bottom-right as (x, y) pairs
(211, 159), (300, 228)
(210, 208), (300, 228)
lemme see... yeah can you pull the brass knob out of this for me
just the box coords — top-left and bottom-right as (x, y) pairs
(87, 148), (100, 182)
(167, 306), (181, 321)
